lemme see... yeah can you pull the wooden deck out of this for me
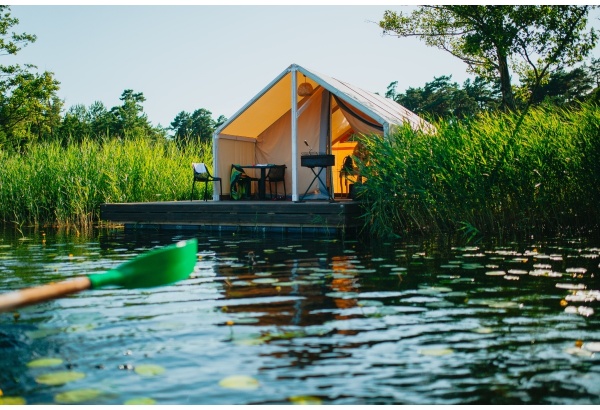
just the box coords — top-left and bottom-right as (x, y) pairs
(100, 199), (363, 235)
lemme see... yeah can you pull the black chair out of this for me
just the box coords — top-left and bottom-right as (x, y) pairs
(230, 164), (258, 200)
(191, 163), (222, 201)
(339, 155), (357, 197)
(265, 165), (287, 200)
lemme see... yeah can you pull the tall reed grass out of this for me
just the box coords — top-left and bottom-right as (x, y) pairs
(356, 102), (600, 238)
(0, 138), (212, 228)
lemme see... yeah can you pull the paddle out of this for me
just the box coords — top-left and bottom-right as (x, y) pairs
(0, 238), (198, 313)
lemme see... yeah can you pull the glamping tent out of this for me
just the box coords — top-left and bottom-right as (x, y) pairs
(212, 63), (433, 201)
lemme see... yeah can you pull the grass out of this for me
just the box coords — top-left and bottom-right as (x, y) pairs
(0, 138), (212, 228)
(355, 102), (600, 238)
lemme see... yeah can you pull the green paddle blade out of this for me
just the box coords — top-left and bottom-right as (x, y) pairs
(87, 238), (198, 289)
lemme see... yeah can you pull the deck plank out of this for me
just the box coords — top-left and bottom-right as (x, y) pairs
(100, 200), (363, 233)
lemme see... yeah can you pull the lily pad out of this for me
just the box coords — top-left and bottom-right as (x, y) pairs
(35, 371), (85, 386)
(230, 280), (253, 286)
(565, 347), (594, 357)
(485, 270), (506, 276)
(134, 364), (165, 377)
(565, 306), (594, 317)
(289, 395), (323, 405)
(252, 278), (278, 284)
(487, 301), (521, 309)
(462, 263), (485, 270)
(556, 283), (586, 290)
(472, 327), (494, 334)
(419, 348), (454, 356)
(124, 397), (157, 405)
(27, 357), (63, 368)
(219, 375), (260, 390)
(325, 291), (359, 299)
(583, 342), (600, 352)
(418, 286), (453, 295)
(0, 397), (26, 405)
(54, 389), (102, 404)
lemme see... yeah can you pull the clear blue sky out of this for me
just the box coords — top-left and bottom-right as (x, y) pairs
(8, 4), (600, 130)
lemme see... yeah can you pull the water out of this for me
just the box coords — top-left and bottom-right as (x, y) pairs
(1, 227), (600, 405)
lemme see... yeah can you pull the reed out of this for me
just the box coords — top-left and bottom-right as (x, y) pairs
(0, 138), (212, 228)
(355, 102), (600, 238)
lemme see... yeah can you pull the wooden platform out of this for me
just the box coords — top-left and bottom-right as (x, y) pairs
(100, 199), (363, 235)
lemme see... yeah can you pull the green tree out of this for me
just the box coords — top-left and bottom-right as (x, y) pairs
(590, 58), (600, 88)
(0, 6), (62, 150)
(170, 108), (226, 146)
(379, 5), (597, 111)
(522, 66), (595, 106)
(0, 5), (36, 57)
(386, 75), (499, 120)
(171, 111), (193, 143)
(108, 89), (165, 140)
(0, 68), (61, 150)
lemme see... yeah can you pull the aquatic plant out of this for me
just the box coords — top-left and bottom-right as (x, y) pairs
(356, 102), (600, 238)
(0, 137), (212, 228)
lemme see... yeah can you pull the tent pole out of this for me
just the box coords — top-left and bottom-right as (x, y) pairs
(291, 65), (299, 202)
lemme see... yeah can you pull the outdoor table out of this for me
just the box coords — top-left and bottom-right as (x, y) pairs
(238, 164), (278, 200)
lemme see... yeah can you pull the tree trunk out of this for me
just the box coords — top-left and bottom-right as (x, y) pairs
(497, 51), (516, 111)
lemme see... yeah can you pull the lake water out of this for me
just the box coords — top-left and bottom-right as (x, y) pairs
(1, 226), (600, 405)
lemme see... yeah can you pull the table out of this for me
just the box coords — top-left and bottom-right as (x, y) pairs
(238, 164), (277, 200)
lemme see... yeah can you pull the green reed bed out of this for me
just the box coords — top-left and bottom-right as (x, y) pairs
(356, 102), (600, 238)
(0, 138), (212, 228)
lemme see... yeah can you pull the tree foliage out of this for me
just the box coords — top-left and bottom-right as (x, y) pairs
(380, 5), (597, 111)
(386, 75), (500, 120)
(171, 108), (226, 147)
(387, 62), (598, 121)
(0, 6), (62, 151)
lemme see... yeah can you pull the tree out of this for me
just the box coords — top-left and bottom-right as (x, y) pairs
(0, 68), (61, 149)
(0, 6), (62, 150)
(0, 5), (36, 57)
(589, 58), (600, 88)
(379, 6), (597, 111)
(520, 66), (594, 106)
(108, 89), (164, 140)
(386, 75), (500, 120)
(170, 108), (226, 146)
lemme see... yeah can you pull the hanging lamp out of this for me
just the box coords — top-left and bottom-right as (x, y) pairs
(297, 74), (314, 97)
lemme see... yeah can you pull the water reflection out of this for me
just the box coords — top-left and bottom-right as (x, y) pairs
(1, 227), (600, 404)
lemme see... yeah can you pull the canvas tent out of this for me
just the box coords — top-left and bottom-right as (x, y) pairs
(212, 63), (433, 201)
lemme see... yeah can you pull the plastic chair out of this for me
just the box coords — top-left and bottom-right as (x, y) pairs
(230, 164), (258, 200)
(191, 163), (222, 201)
(265, 165), (287, 200)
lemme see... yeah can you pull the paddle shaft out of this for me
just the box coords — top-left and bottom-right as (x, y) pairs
(0, 277), (91, 313)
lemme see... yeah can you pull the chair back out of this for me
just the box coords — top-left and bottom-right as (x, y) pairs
(267, 165), (286, 181)
(342, 156), (354, 173)
(192, 163), (211, 181)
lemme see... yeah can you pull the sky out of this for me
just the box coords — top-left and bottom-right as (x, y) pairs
(7, 3), (600, 130)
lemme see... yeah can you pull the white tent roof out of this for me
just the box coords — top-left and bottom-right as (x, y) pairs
(215, 63), (433, 140)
